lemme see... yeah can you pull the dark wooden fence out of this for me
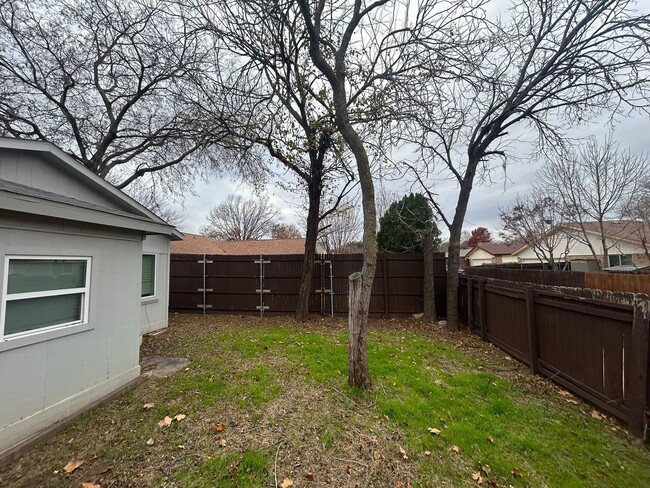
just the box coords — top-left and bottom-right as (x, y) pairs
(459, 276), (649, 439)
(170, 252), (446, 317)
(465, 267), (650, 296)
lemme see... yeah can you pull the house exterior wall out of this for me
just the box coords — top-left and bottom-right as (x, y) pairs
(0, 211), (142, 456)
(467, 248), (495, 267)
(0, 148), (130, 212)
(141, 234), (170, 334)
(515, 231), (647, 265)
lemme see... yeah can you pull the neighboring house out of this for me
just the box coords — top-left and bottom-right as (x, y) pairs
(513, 221), (650, 268)
(171, 233), (323, 255)
(465, 243), (521, 267)
(0, 137), (181, 458)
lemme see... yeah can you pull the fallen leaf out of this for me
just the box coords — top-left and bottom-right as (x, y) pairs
(482, 464), (491, 475)
(346, 465), (352, 474)
(63, 460), (84, 474)
(305, 471), (315, 481)
(428, 427), (441, 435)
(81, 483), (100, 488)
(596, 469), (608, 479)
(218, 437), (227, 447)
(398, 445), (409, 460)
(487, 481), (498, 488)
(565, 399), (579, 405)
(511, 467), (523, 478)
(158, 416), (172, 428)
(145, 438), (154, 446)
(394, 483), (413, 488)
(213, 423), (225, 432)
(174, 414), (186, 422)
(450, 445), (460, 453)
(591, 410), (603, 420)
(472, 471), (484, 484)
(487, 436), (494, 444)
(143, 403), (155, 409)
(373, 450), (382, 460)
(558, 390), (571, 396)
(280, 477), (294, 488)
(424, 450), (431, 456)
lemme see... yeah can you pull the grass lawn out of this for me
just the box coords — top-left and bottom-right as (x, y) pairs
(1, 314), (649, 487)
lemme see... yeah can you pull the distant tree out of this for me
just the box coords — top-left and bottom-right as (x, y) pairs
(467, 227), (492, 248)
(271, 224), (302, 240)
(539, 136), (648, 269)
(318, 202), (363, 254)
(377, 193), (441, 253)
(200, 194), (280, 241)
(500, 191), (570, 269)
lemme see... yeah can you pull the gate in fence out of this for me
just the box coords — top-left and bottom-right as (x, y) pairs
(169, 252), (446, 317)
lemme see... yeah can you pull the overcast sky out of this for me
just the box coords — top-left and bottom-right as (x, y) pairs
(173, 1), (650, 240)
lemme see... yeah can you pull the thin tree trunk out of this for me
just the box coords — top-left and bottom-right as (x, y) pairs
(446, 166), (476, 332)
(296, 181), (321, 321)
(423, 228), (437, 322)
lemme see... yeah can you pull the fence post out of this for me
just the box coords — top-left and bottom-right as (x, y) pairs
(629, 298), (649, 441)
(479, 279), (487, 341)
(467, 278), (474, 332)
(525, 287), (539, 374)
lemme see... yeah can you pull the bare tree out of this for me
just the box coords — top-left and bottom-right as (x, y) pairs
(123, 179), (185, 227)
(190, 0), (356, 321)
(401, 0), (650, 330)
(500, 191), (570, 269)
(200, 194), (281, 241)
(539, 136), (648, 269)
(627, 183), (650, 260)
(271, 223), (302, 240)
(295, 0), (481, 388)
(318, 202), (363, 254)
(0, 0), (240, 199)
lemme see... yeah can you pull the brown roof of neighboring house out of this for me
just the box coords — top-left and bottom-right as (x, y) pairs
(171, 233), (307, 255)
(473, 242), (522, 256)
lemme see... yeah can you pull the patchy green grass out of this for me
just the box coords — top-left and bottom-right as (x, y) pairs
(1, 314), (648, 487)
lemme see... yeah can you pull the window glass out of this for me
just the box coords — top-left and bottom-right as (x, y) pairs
(621, 254), (633, 266)
(5, 294), (83, 335)
(8, 259), (86, 294)
(3, 257), (89, 338)
(141, 254), (155, 297)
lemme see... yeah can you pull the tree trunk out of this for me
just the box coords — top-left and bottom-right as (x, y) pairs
(296, 181), (321, 321)
(348, 271), (370, 388)
(423, 228), (437, 322)
(446, 168), (476, 332)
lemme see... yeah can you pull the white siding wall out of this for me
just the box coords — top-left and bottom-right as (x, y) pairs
(0, 212), (142, 456)
(141, 234), (170, 334)
(467, 248), (495, 267)
(516, 231), (646, 264)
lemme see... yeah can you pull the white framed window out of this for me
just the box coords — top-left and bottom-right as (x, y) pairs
(1, 256), (91, 340)
(141, 254), (156, 299)
(608, 254), (633, 267)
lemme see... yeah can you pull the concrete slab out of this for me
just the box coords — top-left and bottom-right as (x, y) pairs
(141, 356), (190, 378)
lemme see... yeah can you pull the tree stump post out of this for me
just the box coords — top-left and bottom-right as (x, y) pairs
(348, 271), (370, 389)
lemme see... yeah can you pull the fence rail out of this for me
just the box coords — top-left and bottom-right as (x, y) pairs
(464, 267), (650, 296)
(459, 276), (649, 439)
(169, 252), (446, 317)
